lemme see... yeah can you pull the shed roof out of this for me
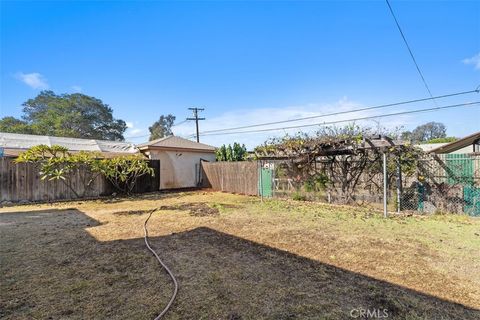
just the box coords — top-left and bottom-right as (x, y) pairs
(416, 143), (448, 153)
(137, 136), (216, 152)
(428, 132), (480, 154)
(0, 132), (138, 156)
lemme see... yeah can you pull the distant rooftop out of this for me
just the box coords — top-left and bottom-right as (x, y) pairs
(137, 135), (216, 152)
(427, 131), (480, 154)
(0, 132), (138, 157)
(416, 143), (448, 153)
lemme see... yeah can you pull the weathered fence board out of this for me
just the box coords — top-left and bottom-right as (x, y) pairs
(132, 160), (160, 193)
(201, 161), (258, 196)
(0, 158), (160, 203)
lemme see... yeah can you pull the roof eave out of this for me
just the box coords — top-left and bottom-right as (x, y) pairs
(428, 131), (480, 154)
(139, 145), (215, 153)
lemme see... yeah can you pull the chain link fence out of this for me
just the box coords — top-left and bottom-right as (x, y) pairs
(400, 154), (480, 215)
(259, 153), (480, 216)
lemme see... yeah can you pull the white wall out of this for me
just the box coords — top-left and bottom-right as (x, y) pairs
(451, 145), (474, 154)
(147, 149), (216, 189)
(417, 143), (476, 154)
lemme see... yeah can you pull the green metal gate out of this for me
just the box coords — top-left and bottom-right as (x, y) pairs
(259, 167), (273, 197)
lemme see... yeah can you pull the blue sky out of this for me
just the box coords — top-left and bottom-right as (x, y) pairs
(1, 0), (479, 148)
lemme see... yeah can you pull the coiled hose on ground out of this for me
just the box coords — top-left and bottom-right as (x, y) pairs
(143, 208), (178, 319)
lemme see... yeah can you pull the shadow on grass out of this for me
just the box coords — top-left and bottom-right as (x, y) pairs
(0, 189), (199, 208)
(1, 209), (478, 319)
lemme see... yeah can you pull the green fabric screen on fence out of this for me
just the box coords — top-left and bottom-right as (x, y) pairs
(259, 168), (273, 197)
(463, 186), (480, 216)
(445, 154), (479, 216)
(446, 154), (474, 185)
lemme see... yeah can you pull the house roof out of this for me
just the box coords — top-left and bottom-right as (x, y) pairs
(416, 142), (448, 153)
(428, 131), (480, 154)
(137, 135), (216, 152)
(0, 132), (138, 156)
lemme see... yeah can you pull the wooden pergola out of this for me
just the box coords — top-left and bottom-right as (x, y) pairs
(255, 135), (411, 217)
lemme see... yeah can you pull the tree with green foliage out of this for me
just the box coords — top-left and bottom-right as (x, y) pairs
(216, 143), (247, 161)
(0, 117), (34, 134)
(424, 137), (457, 144)
(0, 91), (127, 140)
(232, 142), (247, 161)
(401, 122), (447, 142)
(215, 145), (227, 161)
(226, 144), (234, 161)
(148, 114), (176, 141)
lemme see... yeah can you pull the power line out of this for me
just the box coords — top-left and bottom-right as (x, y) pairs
(197, 88), (479, 134)
(191, 101), (479, 137)
(172, 119), (188, 127)
(125, 119), (190, 139)
(385, 0), (436, 102)
(126, 87), (479, 140)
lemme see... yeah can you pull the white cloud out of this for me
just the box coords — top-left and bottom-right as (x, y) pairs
(172, 98), (412, 149)
(130, 128), (143, 134)
(71, 85), (82, 92)
(462, 52), (480, 70)
(15, 72), (49, 89)
(124, 121), (147, 140)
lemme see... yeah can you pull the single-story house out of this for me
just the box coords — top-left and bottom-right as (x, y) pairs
(137, 136), (216, 189)
(427, 132), (480, 154)
(0, 132), (138, 158)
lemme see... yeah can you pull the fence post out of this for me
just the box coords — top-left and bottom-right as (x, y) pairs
(396, 155), (402, 213)
(383, 152), (388, 218)
(259, 160), (263, 202)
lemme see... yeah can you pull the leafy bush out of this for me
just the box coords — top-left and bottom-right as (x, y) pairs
(424, 137), (457, 144)
(16, 145), (102, 197)
(292, 192), (307, 201)
(303, 173), (329, 192)
(95, 154), (154, 194)
(16, 145), (154, 196)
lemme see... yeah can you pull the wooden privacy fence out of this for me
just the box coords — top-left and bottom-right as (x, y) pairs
(0, 158), (160, 203)
(201, 161), (258, 196)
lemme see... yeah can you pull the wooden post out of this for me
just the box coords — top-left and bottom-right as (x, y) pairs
(259, 160), (263, 202)
(383, 152), (388, 218)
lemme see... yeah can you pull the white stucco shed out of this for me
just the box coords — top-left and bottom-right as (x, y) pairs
(137, 136), (216, 189)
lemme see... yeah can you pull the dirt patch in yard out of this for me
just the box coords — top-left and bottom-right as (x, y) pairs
(113, 202), (239, 217)
(113, 209), (152, 216)
(159, 202), (221, 217)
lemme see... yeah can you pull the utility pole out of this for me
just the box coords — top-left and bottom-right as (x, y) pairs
(187, 107), (205, 143)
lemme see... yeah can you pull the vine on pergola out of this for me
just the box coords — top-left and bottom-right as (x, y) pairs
(254, 126), (423, 203)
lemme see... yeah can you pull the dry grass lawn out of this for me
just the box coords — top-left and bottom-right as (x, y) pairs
(1, 191), (479, 319)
